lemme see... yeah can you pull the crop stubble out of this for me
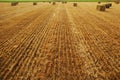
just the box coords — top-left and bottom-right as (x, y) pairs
(0, 2), (120, 80)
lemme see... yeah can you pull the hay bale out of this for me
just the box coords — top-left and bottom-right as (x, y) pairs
(62, 1), (67, 4)
(98, 2), (101, 4)
(16, 2), (19, 5)
(105, 4), (110, 8)
(62, 1), (64, 4)
(108, 3), (112, 7)
(97, 5), (106, 11)
(104, 3), (112, 8)
(73, 3), (77, 7)
(33, 2), (37, 5)
(65, 1), (67, 4)
(52, 2), (56, 5)
(11, 2), (18, 6)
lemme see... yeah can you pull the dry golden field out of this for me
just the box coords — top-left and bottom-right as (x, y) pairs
(0, 2), (120, 80)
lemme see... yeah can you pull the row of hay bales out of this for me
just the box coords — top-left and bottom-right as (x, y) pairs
(97, 3), (112, 11)
(11, 2), (78, 7)
(11, 2), (37, 6)
(51, 2), (77, 7)
(11, 2), (56, 6)
(52, 2), (77, 7)
(11, 1), (119, 8)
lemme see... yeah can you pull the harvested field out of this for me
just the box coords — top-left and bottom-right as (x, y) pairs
(0, 2), (120, 80)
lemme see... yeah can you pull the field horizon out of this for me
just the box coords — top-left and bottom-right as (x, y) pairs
(0, 0), (113, 2)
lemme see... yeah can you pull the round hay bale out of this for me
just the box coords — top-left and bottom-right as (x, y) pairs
(73, 3), (77, 7)
(98, 2), (101, 4)
(52, 2), (56, 5)
(33, 2), (37, 5)
(62, 1), (64, 4)
(65, 1), (67, 4)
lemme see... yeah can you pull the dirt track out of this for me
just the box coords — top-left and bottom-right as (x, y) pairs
(0, 2), (120, 80)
